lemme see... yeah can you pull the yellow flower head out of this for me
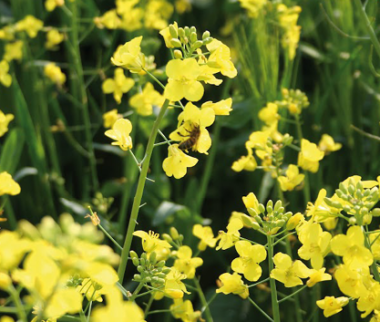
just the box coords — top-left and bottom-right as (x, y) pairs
(0, 231), (30, 271)
(206, 39), (237, 78)
(45, 0), (64, 11)
(173, 246), (203, 279)
(0, 111), (14, 137)
(44, 63), (66, 86)
(331, 225), (373, 269)
(45, 29), (64, 50)
(170, 299), (201, 322)
(278, 164), (304, 191)
(111, 36), (146, 74)
(239, 0), (267, 18)
(316, 296), (349, 318)
(216, 218), (243, 250)
(231, 150), (257, 172)
(102, 109), (122, 129)
(0, 25), (15, 41)
(129, 82), (164, 116)
(286, 212), (305, 230)
(94, 10), (122, 29)
(231, 240), (266, 281)
(242, 192), (261, 216)
(159, 268), (189, 299)
(259, 102), (280, 126)
(297, 222), (331, 269)
(318, 134), (342, 154)
(104, 118), (133, 151)
(306, 268), (332, 287)
(192, 224), (218, 251)
(4, 41), (23, 62)
(169, 102), (215, 154)
(298, 139), (324, 173)
(270, 252), (311, 287)
(102, 68), (134, 104)
(201, 98), (233, 116)
(144, 0), (174, 30)
(164, 58), (204, 102)
(216, 272), (249, 299)
(0, 60), (12, 87)
(163, 144), (198, 179)
(16, 15), (43, 38)
(133, 230), (172, 261)
(334, 264), (368, 298)
(159, 22), (178, 48)
(0, 172), (21, 196)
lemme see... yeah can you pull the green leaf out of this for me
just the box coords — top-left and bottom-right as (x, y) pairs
(0, 128), (24, 174)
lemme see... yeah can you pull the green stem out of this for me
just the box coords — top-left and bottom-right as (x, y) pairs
(267, 236), (281, 322)
(117, 100), (170, 283)
(365, 225), (380, 281)
(194, 277), (213, 322)
(9, 285), (27, 322)
(248, 297), (274, 322)
(278, 285), (307, 304)
(248, 277), (270, 288)
(98, 224), (123, 251)
(144, 294), (155, 317)
(130, 283), (145, 301)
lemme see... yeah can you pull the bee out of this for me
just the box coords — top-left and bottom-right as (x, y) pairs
(178, 124), (201, 152)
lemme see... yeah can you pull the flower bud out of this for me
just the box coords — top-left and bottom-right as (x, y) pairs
(339, 182), (348, 194)
(178, 28), (185, 38)
(349, 217), (357, 225)
(356, 189), (363, 199)
(157, 260), (166, 268)
(169, 24), (178, 38)
(134, 274), (142, 281)
(363, 214), (372, 225)
(348, 184), (355, 195)
(258, 204), (265, 214)
(132, 258), (140, 267)
(137, 266), (144, 273)
(343, 205), (351, 213)
(191, 41), (203, 50)
(372, 208), (380, 217)
(174, 49), (183, 59)
(184, 26), (190, 37)
(130, 251), (138, 259)
(202, 31), (210, 40)
(162, 268), (172, 274)
(162, 234), (173, 243)
(190, 26), (196, 33)
(203, 37), (213, 45)
(170, 38), (182, 48)
(190, 32), (197, 43)
(149, 251), (157, 264)
(0, 272), (11, 290)
(170, 227), (179, 240)
(144, 276), (152, 283)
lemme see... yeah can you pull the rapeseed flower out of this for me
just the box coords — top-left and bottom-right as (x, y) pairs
(111, 36), (145, 73)
(170, 299), (201, 322)
(102, 109), (122, 128)
(334, 264), (368, 298)
(231, 145), (257, 172)
(163, 144), (198, 179)
(157, 268), (189, 299)
(0, 111), (14, 137)
(133, 230), (172, 261)
(160, 22), (178, 48)
(259, 102), (280, 126)
(104, 118), (133, 151)
(239, 0), (267, 18)
(0, 172), (21, 196)
(298, 139), (324, 173)
(206, 39), (237, 78)
(3, 41), (23, 62)
(45, 0), (64, 11)
(44, 63), (66, 86)
(278, 164), (304, 191)
(129, 82), (164, 116)
(102, 68), (134, 104)
(318, 134), (342, 154)
(16, 15), (43, 38)
(216, 272), (249, 299)
(173, 246), (203, 279)
(316, 296), (349, 318)
(201, 98), (233, 116)
(216, 218), (243, 250)
(270, 252), (311, 287)
(164, 58), (204, 102)
(192, 224), (218, 251)
(0, 60), (12, 87)
(94, 10), (121, 29)
(231, 241), (266, 281)
(45, 29), (64, 50)
(306, 268), (332, 287)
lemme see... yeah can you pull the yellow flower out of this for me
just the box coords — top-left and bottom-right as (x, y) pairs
(44, 63), (66, 86)
(216, 218), (243, 250)
(334, 264), (368, 298)
(119, 7), (144, 32)
(201, 98), (233, 116)
(0, 271), (12, 290)
(231, 153), (257, 172)
(298, 139), (324, 173)
(45, 0), (64, 11)
(4, 41), (23, 62)
(44, 288), (82, 319)
(133, 230), (172, 261)
(0, 111), (14, 137)
(163, 144), (198, 179)
(45, 29), (64, 50)
(331, 225), (373, 269)
(259, 102), (280, 125)
(306, 188), (339, 223)
(159, 22), (178, 48)
(357, 278), (380, 318)
(306, 268), (332, 287)
(175, 0), (191, 13)
(111, 36), (146, 74)
(297, 222), (331, 269)
(0, 231), (30, 270)
(158, 268), (189, 299)
(0, 317), (14, 322)
(242, 192), (261, 216)
(239, 0), (267, 18)
(370, 231), (380, 261)
(144, 0), (173, 30)
(270, 253), (311, 287)
(318, 134), (342, 154)
(286, 212), (304, 230)
(94, 10), (121, 29)
(170, 299), (201, 322)
(173, 246), (203, 279)
(104, 118), (133, 151)
(16, 15), (43, 38)
(103, 109), (122, 128)
(0, 26), (15, 41)
(316, 296), (349, 318)
(91, 287), (146, 322)
(129, 82), (164, 116)
(206, 39), (237, 78)
(278, 164), (304, 191)
(216, 272), (249, 299)
(164, 58), (204, 102)
(0, 60), (12, 87)
(0, 172), (21, 196)
(102, 68), (134, 104)
(169, 102), (215, 154)
(231, 241), (266, 281)
(192, 224), (218, 251)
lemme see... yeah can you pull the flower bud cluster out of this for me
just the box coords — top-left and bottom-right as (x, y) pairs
(276, 88), (309, 114)
(324, 179), (380, 225)
(130, 251), (171, 288)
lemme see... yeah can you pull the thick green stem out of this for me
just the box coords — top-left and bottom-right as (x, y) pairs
(9, 286), (27, 322)
(267, 236), (281, 322)
(194, 277), (213, 322)
(117, 100), (169, 283)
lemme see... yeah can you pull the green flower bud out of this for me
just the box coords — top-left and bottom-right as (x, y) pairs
(130, 250), (138, 259)
(170, 227), (179, 240)
(356, 189), (363, 199)
(144, 276), (152, 283)
(247, 207), (258, 217)
(162, 234), (173, 243)
(170, 38), (182, 48)
(174, 49), (183, 59)
(134, 274), (142, 281)
(190, 26), (196, 33)
(349, 217), (357, 225)
(157, 260), (166, 268)
(372, 208), (380, 217)
(348, 184), (355, 195)
(178, 28), (185, 38)
(169, 24), (178, 38)
(343, 205), (351, 213)
(363, 189), (370, 197)
(137, 266), (144, 273)
(363, 214), (372, 225)
(157, 273), (166, 279)
(258, 204), (265, 214)
(184, 26), (190, 37)
(149, 252), (157, 264)
(140, 258), (146, 266)
(274, 200), (282, 212)
(203, 37), (213, 45)
(202, 31), (211, 40)
(339, 182), (348, 194)
(356, 181), (363, 191)
(162, 268), (172, 274)
(190, 32), (197, 43)
(191, 41), (203, 50)
(132, 258), (140, 267)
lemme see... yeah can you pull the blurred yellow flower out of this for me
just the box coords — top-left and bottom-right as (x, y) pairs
(0, 60), (12, 87)
(170, 299), (201, 322)
(0, 111), (14, 137)
(318, 134), (342, 154)
(102, 109), (122, 128)
(164, 58), (204, 102)
(104, 118), (133, 151)
(163, 144), (198, 179)
(102, 68), (134, 104)
(334, 264), (367, 298)
(130, 82), (164, 116)
(316, 296), (349, 318)
(201, 98), (233, 116)
(239, 0), (267, 18)
(4, 41), (23, 62)
(259, 102), (280, 125)
(16, 15), (43, 38)
(278, 164), (304, 191)
(298, 139), (324, 173)
(94, 10), (121, 29)
(175, 0), (191, 14)
(216, 272), (249, 299)
(44, 63), (66, 86)
(111, 36), (146, 74)
(45, 29), (64, 50)
(216, 218), (243, 250)
(45, 0), (64, 11)
(0, 172), (20, 196)
(144, 0), (173, 30)
(157, 268), (189, 299)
